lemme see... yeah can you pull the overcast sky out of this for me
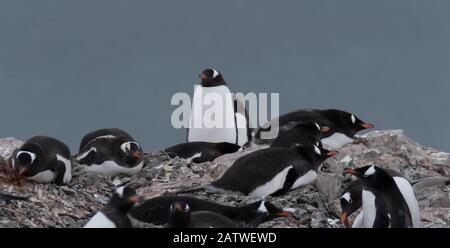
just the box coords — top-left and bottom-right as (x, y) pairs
(0, 0), (449, 152)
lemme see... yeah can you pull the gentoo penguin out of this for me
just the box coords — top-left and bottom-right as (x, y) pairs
(129, 195), (290, 226)
(75, 128), (144, 177)
(167, 201), (238, 228)
(163, 142), (240, 163)
(0, 192), (28, 201)
(344, 165), (420, 228)
(270, 121), (328, 148)
(178, 145), (337, 197)
(187, 68), (251, 146)
(340, 171), (448, 228)
(250, 109), (373, 149)
(8, 136), (72, 185)
(84, 186), (139, 228)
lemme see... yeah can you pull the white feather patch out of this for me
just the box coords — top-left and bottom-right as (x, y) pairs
(258, 201), (268, 213)
(116, 186), (125, 198)
(292, 170), (318, 189)
(352, 212), (365, 228)
(321, 132), (354, 149)
(76, 147), (97, 161)
(57, 154), (72, 184)
(212, 69), (219, 78)
(186, 153), (202, 163)
(86, 161), (144, 177)
(84, 212), (116, 228)
(29, 170), (55, 183)
(341, 192), (351, 202)
(249, 166), (293, 197)
(393, 177), (420, 228)
(364, 165), (376, 177)
(362, 190), (377, 228)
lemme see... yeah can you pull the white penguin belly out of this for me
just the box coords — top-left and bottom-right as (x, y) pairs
(84, 212), (116, 228)
(352, 212), (365, 228)
(393, 177), (420, 228)
(186, 152), (202, 163)
(321, 133), (354, 149)
(235, 113), (249, 146)
(29, 170), (56, 183)
(86, 161), (144, 177)
(291, 170), (317, 189)
(362, 190), (377, 228)
(188, 85), (238, 144)
(57, 154), (72, 184)
(249, 166), (293, 197)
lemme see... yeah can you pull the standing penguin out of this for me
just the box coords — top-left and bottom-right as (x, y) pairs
(8, 136), (72, 185)
(167, 201), (239, 228)
(163, 142), (240, 163)
(75, 128), (144, 177)
(344, 165), (420, 228)
(84, 186), (139, 228)
(187, 68), (251, 146)
(129, 195), (290, 226)
(250, 109), (373, 149)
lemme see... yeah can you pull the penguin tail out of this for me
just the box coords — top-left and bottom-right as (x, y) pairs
(0, 193), (29, 201)
(175, 187), (207, 195)
(412, 176), (450, 193)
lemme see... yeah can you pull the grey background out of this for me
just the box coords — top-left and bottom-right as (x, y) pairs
(0, 0), (449, 153)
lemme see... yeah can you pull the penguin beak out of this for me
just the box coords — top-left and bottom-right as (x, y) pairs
(343, 168), (356, 175)
(129, 195), (140, 204)
(340, 212), (351, 228)
(320, 126), (331, 133)
(276, 211), (291, 218)
(326, 151), (338, 157)
(131, 151), (142, 159)
(19, 167), (27, 176)
(361, 123), (374, 129)
(199, 73), (207, 81)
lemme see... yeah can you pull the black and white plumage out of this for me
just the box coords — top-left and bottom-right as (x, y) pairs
(163, 142), (240, 163)
(84, 186), (139, 228)
(344, 165), (420, 228)
(8, 136), (72, 185)
(187, 68), (251, 146)
(75, 128), (144, 177)
(129, 195), (290, 226)
(249, 109), (373, 149)
(167, 201), (239, 228)
(270, 121), (326, 148)
(206, 145), (337, 197)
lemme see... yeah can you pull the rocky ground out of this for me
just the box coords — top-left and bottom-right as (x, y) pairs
(0, 130), (449, 228)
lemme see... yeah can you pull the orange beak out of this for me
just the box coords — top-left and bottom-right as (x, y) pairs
(320, 126), (331, 133)
(327, 151), (338, 157)
(340, 212), (351, 228)
(344, 167), (356, 175)
(199, 73), (207, 81)
(276, 211), (291, 218)
(129, 196), (140, 204)
(131, 151), (142, 159)
(361, 123), (374, 129)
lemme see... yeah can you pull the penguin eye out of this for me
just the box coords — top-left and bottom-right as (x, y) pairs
(17, 151), (36, 164)
(351, 114), (356, 124)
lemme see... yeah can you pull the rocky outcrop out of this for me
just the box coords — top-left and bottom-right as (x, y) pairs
(0, 130), (449, 228)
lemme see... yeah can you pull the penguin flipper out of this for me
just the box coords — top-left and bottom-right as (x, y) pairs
(54, 161), (66, 186)
(271, 168), (299, 197)
(412, 176), (450, 193)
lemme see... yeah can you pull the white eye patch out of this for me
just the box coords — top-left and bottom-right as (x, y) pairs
(212, 69), (219, 78)
(185, 203), (190, 212)
(341, 192), (351, 202)
(116, 186), (125, 198)
(17, 151), (36, 164)
(120, 142), (139, 153)
(351, 114), (356, 124)
(315, 122), (321, 131)
(314, 145), (321, 155)
(364, 165), (376, 177)
(258, 201), (268, 213)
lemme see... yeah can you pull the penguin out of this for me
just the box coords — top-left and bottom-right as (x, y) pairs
(178, 145), (337, 197)
(340, 171), (448, 228)
(84, 186), (139, 228)
(163, 142), (241, 163)
(75, 128), (144, 177)
(343, 165), (419, 228)
(270, 121), (328, 148)
(250, 109), (373, 149)
(167, 201), (239, 228)
(0, 192), (28, 201)
(129, 195), (290, 226)
(187, 68), (251, 146)
(8, 136), (72, 185)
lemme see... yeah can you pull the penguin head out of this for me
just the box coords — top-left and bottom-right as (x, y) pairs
(199, 68), (225, 86)
(168, 201), (191, 227)
(110, 186), (139, 212)
(14, 144), (43, 177)
(237, 201), (290, 224)
(344, 165), (388, 187)
(340, 180), (364, 227)
(295, 144), (338, 165)
(322, 110), (374, 137)
(114, 137), (143, 166)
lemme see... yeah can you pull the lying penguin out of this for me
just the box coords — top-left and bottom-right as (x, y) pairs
(8, 136), (72, 185)
(129, 195), (290, 226)
(177, 144), (337, 197)
(249, 109), (374, 149)
(84, 186), (139, 228)
(340, 171), (449, 228)
(75, 128), (144, 177)
(163, 142), (241, 163)
(343, 165), (420, 228)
